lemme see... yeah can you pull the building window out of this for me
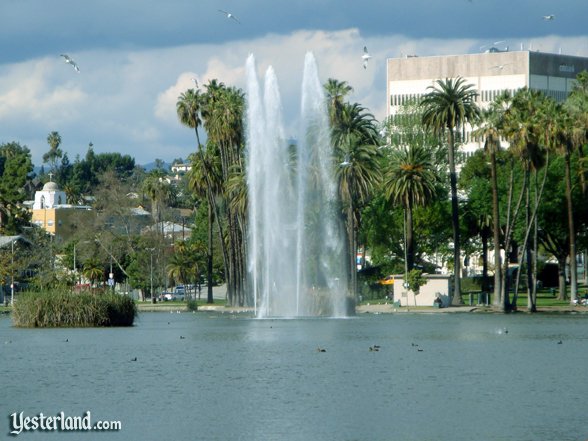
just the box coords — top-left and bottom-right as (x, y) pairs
(40, 195), (45, 209)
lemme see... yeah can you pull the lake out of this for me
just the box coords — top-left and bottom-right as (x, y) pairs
(1, 310), (587, 441)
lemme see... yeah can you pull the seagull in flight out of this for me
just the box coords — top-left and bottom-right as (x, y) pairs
(218, 9), (240, 23)
(60, 54), (80, 72)
(362, 46), (371, 69)
(542, 14), (555, 21)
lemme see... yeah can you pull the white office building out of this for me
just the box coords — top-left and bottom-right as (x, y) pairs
(386, 50), (588, 156)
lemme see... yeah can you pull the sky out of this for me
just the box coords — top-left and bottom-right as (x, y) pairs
(1, 0), (587, 167)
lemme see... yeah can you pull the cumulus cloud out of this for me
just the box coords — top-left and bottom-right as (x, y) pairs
(2, 28), (588, 166)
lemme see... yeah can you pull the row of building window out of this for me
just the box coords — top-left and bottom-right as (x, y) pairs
(390, 87), (571, 108)
(33, 220), (63, 227)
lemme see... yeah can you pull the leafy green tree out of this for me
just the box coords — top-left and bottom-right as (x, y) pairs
(421, 77), (480, 305)
(0, 142), (33, 234)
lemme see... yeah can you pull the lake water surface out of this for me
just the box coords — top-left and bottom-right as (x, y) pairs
(1, 311), (587, 441)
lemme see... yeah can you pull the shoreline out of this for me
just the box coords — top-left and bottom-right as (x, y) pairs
(135, 303), (588, 315)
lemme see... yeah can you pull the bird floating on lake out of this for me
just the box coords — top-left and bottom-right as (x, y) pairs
(362, 46), (372, 69)
(542, 14), (555, 21)
(218, 9), (240, 23)
(60, 54), (80, 72)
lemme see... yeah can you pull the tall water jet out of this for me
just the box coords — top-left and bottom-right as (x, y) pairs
(246, 52), (348, 318)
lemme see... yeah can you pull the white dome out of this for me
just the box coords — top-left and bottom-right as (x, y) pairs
(42, 181), (59, 191)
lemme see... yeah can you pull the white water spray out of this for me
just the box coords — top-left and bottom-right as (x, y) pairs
(246, 53), (348, 318)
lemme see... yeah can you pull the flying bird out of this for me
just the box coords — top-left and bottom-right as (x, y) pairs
(218, 9), (240, 23)
(542, 14), (555, 21)
(362, 46), (372, 69)
(60, 54), (80, 72)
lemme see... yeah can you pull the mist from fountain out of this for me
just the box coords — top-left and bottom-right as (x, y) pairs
(246, 52), (348, 318)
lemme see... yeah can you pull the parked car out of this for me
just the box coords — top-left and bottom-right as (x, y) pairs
(159, 292), (176, 301)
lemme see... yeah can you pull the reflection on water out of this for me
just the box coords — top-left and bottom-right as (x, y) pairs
(1, 312), (587, 441)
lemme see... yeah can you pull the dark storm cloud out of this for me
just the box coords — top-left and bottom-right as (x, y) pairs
(1, 0), (585, 64)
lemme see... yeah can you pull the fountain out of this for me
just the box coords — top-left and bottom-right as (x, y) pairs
(246, 52), (348, 318)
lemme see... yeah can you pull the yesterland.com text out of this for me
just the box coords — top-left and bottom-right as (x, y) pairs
(9, 411), (121, 435)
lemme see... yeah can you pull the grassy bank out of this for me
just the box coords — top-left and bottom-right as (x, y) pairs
(12, 290), (137, 327)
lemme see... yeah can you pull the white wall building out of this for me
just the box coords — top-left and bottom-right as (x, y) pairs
(386, 50), (588, 156)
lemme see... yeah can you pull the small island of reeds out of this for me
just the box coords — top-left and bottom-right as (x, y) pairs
(12, 290), (137, 327)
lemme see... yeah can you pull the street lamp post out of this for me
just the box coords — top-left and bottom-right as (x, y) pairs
(149, 248), (156, 303)
(11, 240), (15, 306)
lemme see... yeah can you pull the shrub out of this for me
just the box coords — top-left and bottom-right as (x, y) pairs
(13, 290), (137, 327)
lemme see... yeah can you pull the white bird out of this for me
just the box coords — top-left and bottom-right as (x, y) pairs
(340, 156), (351, 167)
(542, 14), (555, 21)
(362, 46), (371, 69)
(218, 9), (240, 23)
(60, 54), (80, 72)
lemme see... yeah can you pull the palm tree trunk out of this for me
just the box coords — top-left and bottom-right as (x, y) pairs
(406, 204), (414, 271)
(347, 203), (356, 297)
(206, 199), (214, 304)
(564, 148), (578, 303)
(490, 150), (502, 307)
(447, 129), (462, 305)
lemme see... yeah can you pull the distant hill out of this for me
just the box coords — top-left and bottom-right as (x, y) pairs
(140, 161), (172, 172)
(32, 161), (173, 176)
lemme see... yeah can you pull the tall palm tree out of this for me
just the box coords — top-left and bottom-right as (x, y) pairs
(384, 144), (439, 272)
(566, 70), (588, 196)
(503, 88), (550, 308)
(201, 81), (247, 306)
(471, 92), (511, 309)
(332, 102), (382, 295)
(547, 103), (580, 303)
(177, 87), (218, 303)
(421, 77), (480, 305)
(142, 171), (171, 224)
(43, 131), (63, 177)
(324, 78), (353, 127)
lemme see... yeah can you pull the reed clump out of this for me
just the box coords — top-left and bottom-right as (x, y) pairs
(13, 290), (137, 327)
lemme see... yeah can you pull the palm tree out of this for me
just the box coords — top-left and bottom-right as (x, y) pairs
(332, 102), (382, 295)
(566, 70), (588, 196)
(384, 144), (439, 272)
(83, 258), (104, 287)
(547, 103), (580, 303)
(43, 131), (63, 177)
(177, 87), (219, 304)
(324, 78), (353, 127)
(471, 93), (511, 309)
(201, 81), (247, 306)
(142, 171), (171, 224)
(421, 77), (480, 305)
(503, 89), (550, 309)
